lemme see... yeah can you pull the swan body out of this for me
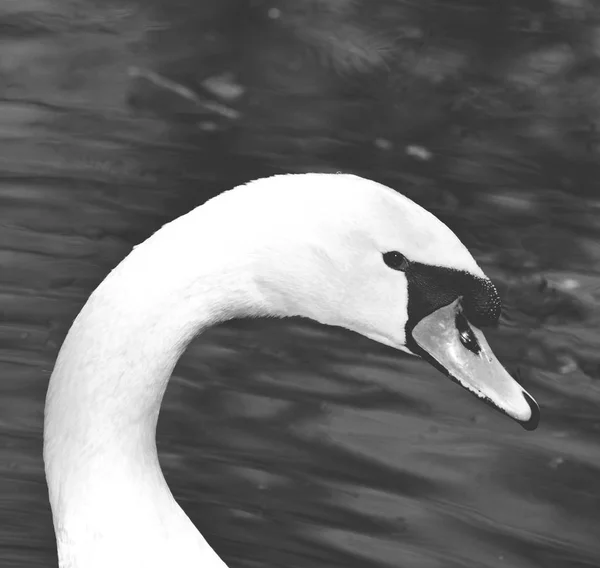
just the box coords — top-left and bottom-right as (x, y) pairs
(44, 173), (538, 568)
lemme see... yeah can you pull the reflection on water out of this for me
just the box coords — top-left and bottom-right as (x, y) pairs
(2, 1), (600, 568)
(153, 319), (600, 568)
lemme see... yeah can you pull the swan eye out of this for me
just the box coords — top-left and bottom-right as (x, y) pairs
(383, 251), (409, 271)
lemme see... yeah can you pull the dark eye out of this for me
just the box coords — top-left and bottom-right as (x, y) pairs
(383, 251), (409, 271)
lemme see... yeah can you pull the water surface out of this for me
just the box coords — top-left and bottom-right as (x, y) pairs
(1, 2), (600, 567)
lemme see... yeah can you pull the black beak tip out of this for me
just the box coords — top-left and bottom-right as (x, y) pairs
(520, 391), (540, 431)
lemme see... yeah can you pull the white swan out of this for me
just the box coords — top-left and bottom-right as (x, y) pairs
(44, 173), (538, 568)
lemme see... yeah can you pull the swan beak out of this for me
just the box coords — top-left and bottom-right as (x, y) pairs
(411, 298), (539, 430)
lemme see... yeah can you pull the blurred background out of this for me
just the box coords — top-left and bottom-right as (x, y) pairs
(1, 0), (600, 567)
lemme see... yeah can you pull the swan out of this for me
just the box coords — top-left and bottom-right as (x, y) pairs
(44, 173), (539, 568)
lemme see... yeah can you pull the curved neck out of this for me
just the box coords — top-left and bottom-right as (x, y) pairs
(43, 208), (265, 567)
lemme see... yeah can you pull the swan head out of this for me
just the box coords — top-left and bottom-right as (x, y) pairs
(204, 173), (539, 430)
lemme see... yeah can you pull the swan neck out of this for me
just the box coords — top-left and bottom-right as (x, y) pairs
(43, 209), (262, 547)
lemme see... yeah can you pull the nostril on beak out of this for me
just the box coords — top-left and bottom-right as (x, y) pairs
(520, 391), (540, 431)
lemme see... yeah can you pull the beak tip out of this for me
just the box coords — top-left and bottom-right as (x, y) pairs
(519, 391), (540, 431)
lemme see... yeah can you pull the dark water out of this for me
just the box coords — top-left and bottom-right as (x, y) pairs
(2, 2), (600, 567)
